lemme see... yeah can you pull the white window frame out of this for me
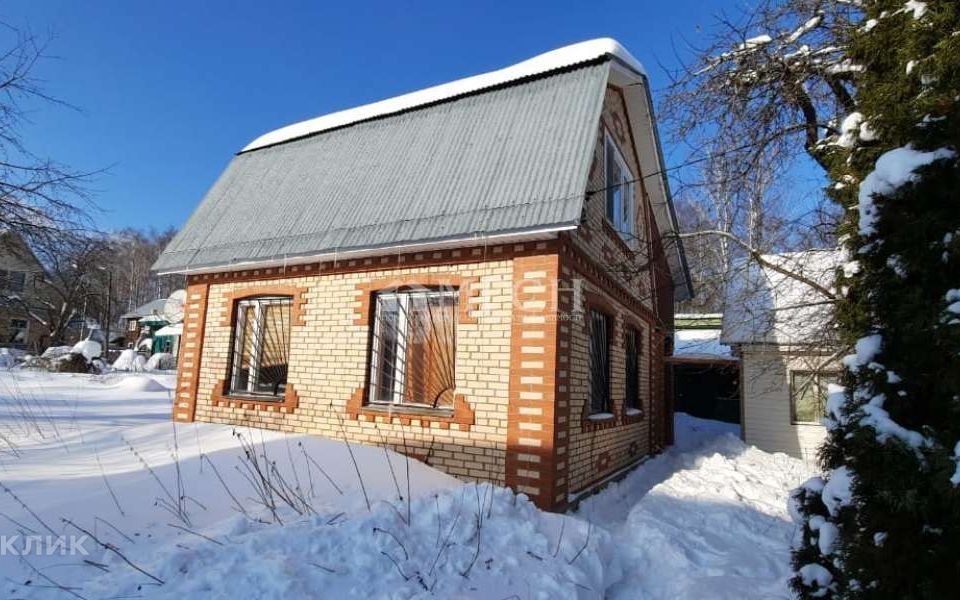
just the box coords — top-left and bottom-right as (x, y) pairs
(228, 296), (292, 397)
(368, 288), (458, 407)
(603, 132), (636, 243)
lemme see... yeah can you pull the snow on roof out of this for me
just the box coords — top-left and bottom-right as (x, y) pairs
(120, 298), (168, 320)
(154, 323), (183, 337)
(674, 328), (734, 360)
(241, 38), (645, 153)
(720, 249), (844, 346)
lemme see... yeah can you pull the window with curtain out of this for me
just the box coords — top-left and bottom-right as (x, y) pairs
(604, 133), (635, 242)
(589, 308), (612, 414)
(790, 370), (839, 423)
(228, 296), (292, 398)
(625, 327), (642, 413)
(368, 288), (458, 409)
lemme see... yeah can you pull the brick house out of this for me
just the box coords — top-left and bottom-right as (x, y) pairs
(154, 39), (692, 510)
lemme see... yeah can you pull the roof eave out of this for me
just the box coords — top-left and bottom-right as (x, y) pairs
(155, 223), (577, 276)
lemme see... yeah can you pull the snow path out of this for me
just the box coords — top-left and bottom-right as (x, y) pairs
(575, 414), (816, 599)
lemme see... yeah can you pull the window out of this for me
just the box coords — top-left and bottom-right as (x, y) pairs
(624, 327), (642, 413)
(8, 319), (27, 344)
(0, 270), (26, 292)
(369, 288), (458, 408)
(790, 370), (840, 424)
(228, 296), (292, 398)
(603, 134), (635, 241)
(588, 308), (612, 414)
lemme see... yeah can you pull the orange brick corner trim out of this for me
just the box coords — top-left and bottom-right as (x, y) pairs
(353, 274), (481, 326)
(219, 285), (309, 327)
(346, 387), (476, 431)
(172, 282), (211, 423)
(211, 381), (300, 413)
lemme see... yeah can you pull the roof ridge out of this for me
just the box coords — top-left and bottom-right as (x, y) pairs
(239, 38), (644, 154)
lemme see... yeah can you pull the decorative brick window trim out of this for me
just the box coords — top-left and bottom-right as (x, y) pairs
(345, 388), (475, 430)
(581, 291), (618, 430)
(579, 290), (620, 333)
(582, 413), (620, 432)
(352, 274), (481, 327)
(211, 381), (300, 413)
(621, 315), (645, 347)
(558, 238), (659, 326)
(219, 285), (308, 327)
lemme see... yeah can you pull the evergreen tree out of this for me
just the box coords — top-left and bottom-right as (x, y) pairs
(792, 1), (960, 597)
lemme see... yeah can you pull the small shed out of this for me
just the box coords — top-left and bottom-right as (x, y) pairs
(152, 323), (182, 358)
(720, 249), (842, 461)
(670, 314), (740, 424)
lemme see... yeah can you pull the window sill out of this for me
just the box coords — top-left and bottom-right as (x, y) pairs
(347, 389), (475, 431)
(587, 412), (615, 421)
(622, 407), (645, 424)
(224, 392), (286, 402)
(211, 381), (299, 413)
(364, 402), (454, 418)
(581, 411), (620, 432)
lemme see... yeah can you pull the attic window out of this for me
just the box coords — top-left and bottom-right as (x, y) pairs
(228, 296), (292, 398)
(603, 133), (635, 242)
(368, 288), (458, 409)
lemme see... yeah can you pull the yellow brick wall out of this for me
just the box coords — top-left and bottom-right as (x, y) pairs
(562, 274), (654, 494)
(190, 256), (516, 484)
(566, 86), (658, 314)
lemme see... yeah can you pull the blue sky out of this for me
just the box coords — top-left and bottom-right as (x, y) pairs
(10, 0), (739, 231)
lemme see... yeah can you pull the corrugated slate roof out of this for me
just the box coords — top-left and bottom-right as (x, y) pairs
(120, 298), (168, 320)
(154, 61), (610, 274)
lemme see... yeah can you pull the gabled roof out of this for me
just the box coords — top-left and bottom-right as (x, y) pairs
(120, 298), (167, 320)
(720, 249), (843, 346)
(154, 39), (692, 299)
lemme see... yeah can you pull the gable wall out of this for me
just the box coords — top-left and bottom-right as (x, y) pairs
(559, 87), (674, 496)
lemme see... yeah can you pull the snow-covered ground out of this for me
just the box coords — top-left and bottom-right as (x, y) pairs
(576, 414), (815, 599)
(0, 371), (815, 598)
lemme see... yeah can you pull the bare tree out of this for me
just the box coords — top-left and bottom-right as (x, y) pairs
(106, 228), (183, 314)
(0, 23), (93, 240)
(661, 0), (860, 321)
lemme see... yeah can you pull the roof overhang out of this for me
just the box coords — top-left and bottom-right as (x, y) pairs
(156, 223), (575, 276)
(608, 62), (694, 301)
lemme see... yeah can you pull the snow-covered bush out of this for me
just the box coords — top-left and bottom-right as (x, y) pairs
(71, 339), (102, 361)
(112, 348), (146, 372)
(144, 352), (176, 371)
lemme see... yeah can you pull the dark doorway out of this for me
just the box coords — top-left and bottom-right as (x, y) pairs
(673, 361), (740, 424)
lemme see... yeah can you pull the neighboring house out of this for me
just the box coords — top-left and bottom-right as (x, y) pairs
(154, 39), (692, 510)
(720, 249), (842, 461)
(0, 231), (48, 351)
(119, 299), (168, 344)
(671, 313), (739, 424)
